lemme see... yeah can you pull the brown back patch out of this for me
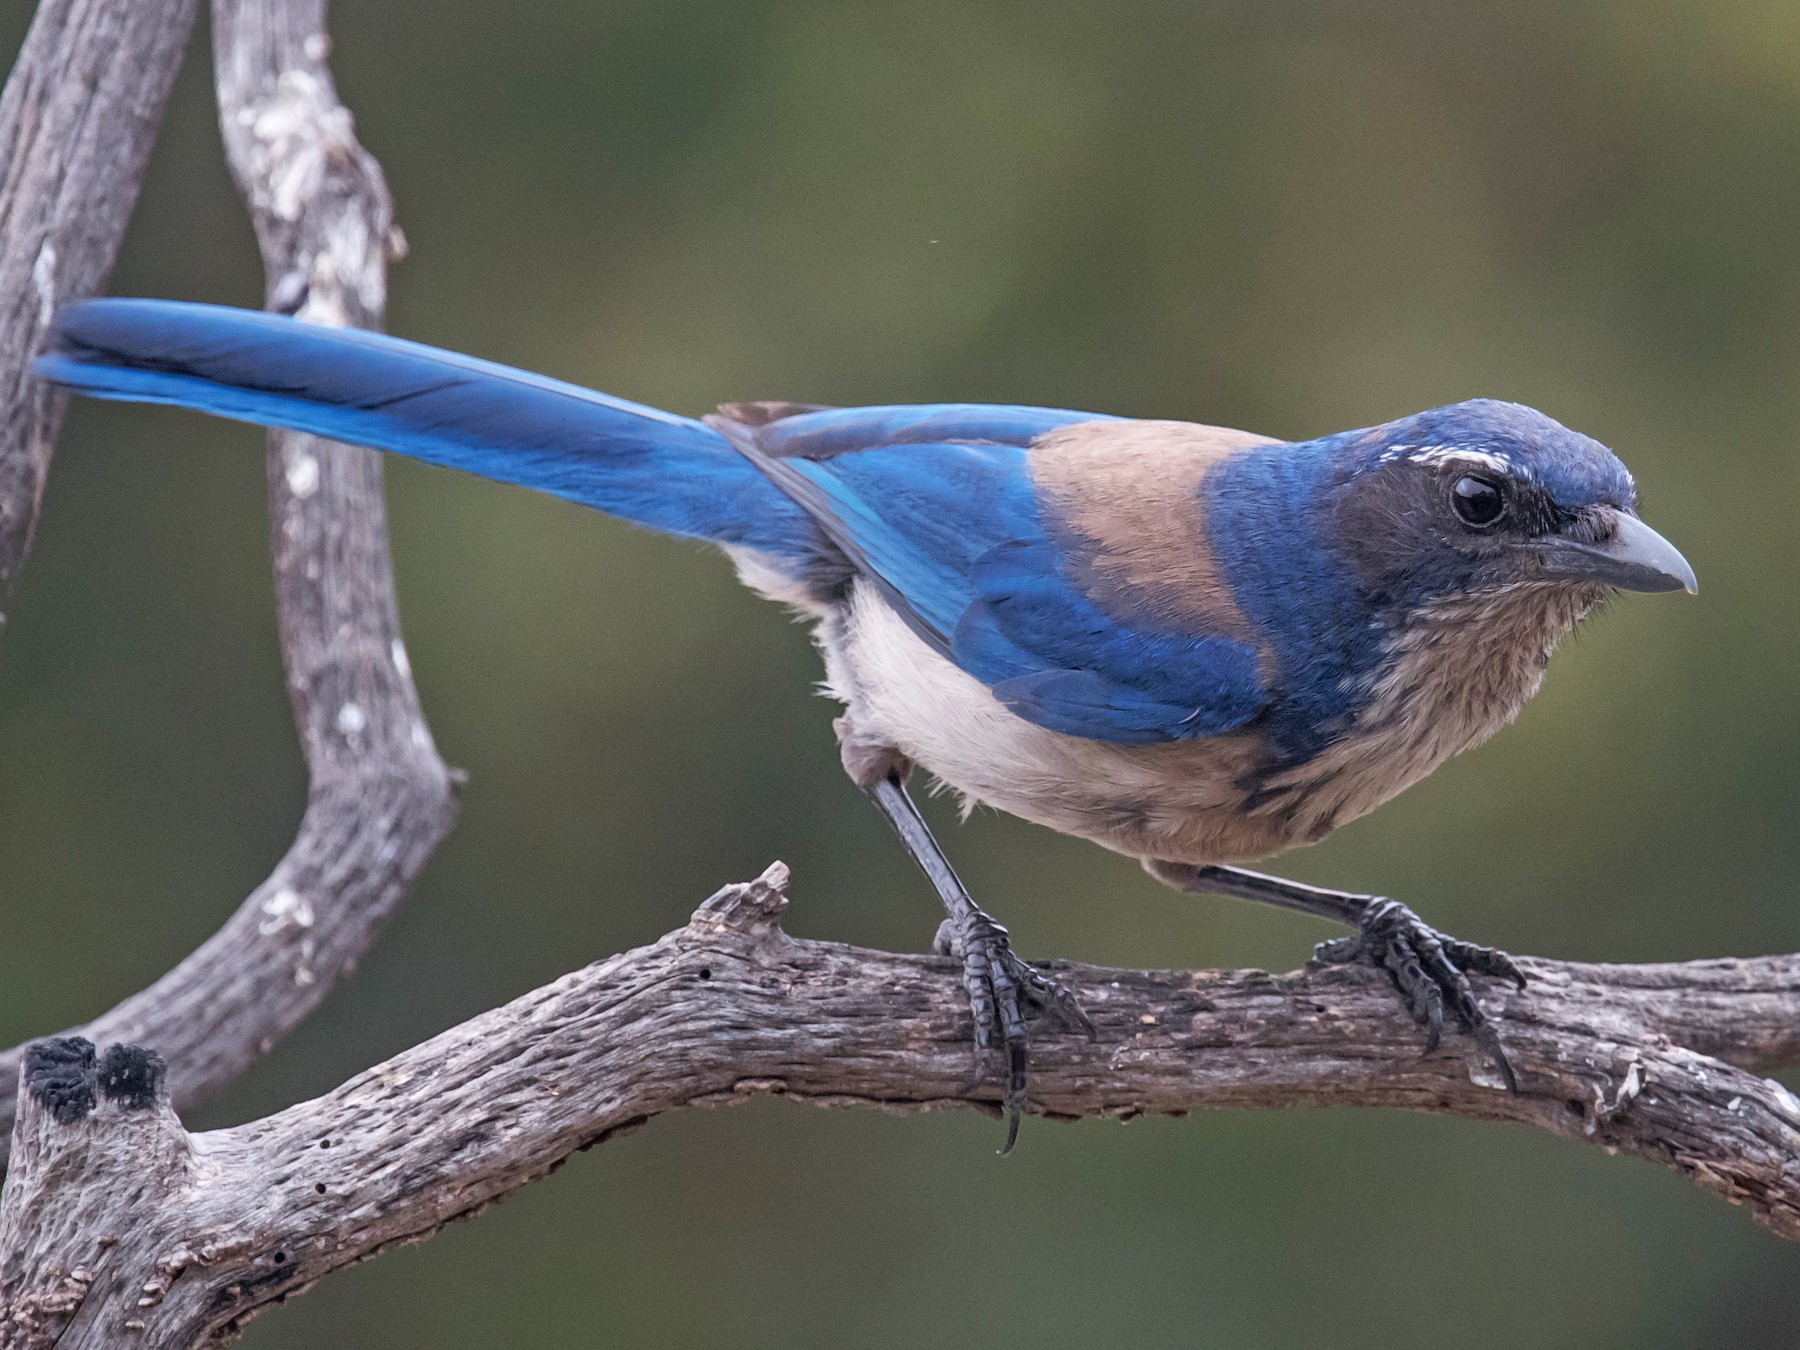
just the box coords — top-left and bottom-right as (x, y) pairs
(712, 400), (835, 428)
(1031, 420), (1279, 639)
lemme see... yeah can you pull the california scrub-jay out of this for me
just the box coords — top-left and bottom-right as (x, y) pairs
(37, 299), (1697, 1149)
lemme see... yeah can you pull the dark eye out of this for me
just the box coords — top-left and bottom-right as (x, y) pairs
(1451, 475), (1506, 528)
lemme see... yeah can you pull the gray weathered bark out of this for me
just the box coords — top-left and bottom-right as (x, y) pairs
(0, 0), (200, 616)
(3, 863), (1799, 1347)
(3, 2), (1799, 1347)
(0, 0), (457, 1165)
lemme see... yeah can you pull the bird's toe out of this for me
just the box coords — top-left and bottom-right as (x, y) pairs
(1315, 899), (1522, 1092)
(944, 908), (1092, 1153)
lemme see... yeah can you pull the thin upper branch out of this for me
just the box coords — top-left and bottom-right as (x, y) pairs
(3, 862), (1799, 1347)
(0, 0), (456, 1167)
(0, 0), (201, 610)
(2, 6), (1797, 1347)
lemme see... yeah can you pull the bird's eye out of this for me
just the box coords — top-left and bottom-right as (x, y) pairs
(1451, 475), (1506, 528)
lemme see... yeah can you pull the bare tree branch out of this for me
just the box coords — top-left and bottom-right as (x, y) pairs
(0, 0), (199, 614)
(3, 6), (1797, 1347)
(2, 862), (1798, 1347)
(0, 0), (456, 1167)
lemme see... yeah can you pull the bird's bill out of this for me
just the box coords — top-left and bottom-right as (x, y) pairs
(1529, 510), (1698, 594)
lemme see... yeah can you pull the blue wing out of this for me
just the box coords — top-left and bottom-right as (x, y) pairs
(40, 303), (1268, 747)
(719, 405), (1269, 745)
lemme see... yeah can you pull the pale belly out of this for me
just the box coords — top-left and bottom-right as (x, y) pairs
(827, 582), (1581, 867)
(725, 554), (1585, 869)
(824, 585), (1298, 864)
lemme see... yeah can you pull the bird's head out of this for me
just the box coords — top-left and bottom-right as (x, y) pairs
(1326, 398), (1695, 614)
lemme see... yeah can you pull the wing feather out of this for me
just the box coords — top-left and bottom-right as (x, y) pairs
(721, 405), (1270, 745)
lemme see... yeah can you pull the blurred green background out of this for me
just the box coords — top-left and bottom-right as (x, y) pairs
(5, 0), (1800, 1344)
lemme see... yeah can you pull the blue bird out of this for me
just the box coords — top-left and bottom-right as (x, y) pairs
(37, 298), (1697, 1149)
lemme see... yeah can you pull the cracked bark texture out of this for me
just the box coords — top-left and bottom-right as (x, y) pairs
(2, 2), (1799, 1346)
(0, 0), (456, 1165)
(4, 864), (1800, 1347)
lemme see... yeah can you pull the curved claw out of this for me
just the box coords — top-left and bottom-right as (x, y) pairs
(1317, 899), (1522, 1091)
(1000, 1043), (1027, 1156)
(1014, 962), (1099, 1041)
(940, 908), (1093, 1154)
(1309, 933), (1364, 966)
(1442, 936), (1530, 993)
(1471, 1024), (1519, 1094)
(1419, 988), (1444, 1057)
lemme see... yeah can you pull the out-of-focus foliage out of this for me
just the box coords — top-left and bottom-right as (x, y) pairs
(2, 1), (1798, 1344)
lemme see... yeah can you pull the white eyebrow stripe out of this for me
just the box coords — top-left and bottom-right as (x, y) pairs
(1379, 443), (1517, 475)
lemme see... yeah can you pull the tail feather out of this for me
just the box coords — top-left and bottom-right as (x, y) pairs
(36, 299), (816, 558)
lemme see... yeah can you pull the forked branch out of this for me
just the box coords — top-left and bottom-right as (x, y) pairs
(3, 863), (1799, 1347)
(0, 0), (455, 1164)
(1, 3), (1797, 1349)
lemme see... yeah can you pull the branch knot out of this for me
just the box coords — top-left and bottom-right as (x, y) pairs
(1585, 1057), (1645, 1134)
(685, 863), (792, 942)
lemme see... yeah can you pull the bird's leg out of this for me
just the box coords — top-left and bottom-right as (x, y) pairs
(1147, 860), (1527, 1090)
(839, 720), (1091, 1152)
(862, 774), (1095, 1150)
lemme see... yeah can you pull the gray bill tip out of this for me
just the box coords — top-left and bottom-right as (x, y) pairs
(1605, 511), (1698, 595)
(1533, 511), (1697, 594)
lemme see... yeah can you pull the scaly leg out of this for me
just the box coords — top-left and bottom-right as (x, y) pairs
(861, 771), (1093, 1153)
(1147, 860), (1527, 1090)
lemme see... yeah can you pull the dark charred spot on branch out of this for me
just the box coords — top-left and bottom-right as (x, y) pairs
(97, 1043), (166, 1109)
(24, 1036), (98, 1123)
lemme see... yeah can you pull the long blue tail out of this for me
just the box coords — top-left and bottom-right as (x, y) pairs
(36, 299), (816, 559)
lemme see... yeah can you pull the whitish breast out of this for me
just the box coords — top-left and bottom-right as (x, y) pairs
(1243, 585), (1597, 845)
(829, 581), (1594, 868)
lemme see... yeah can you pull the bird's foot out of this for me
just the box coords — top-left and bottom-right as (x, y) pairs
(932, 911), (1096, 1153)
(1309, 899), (1528, 1091)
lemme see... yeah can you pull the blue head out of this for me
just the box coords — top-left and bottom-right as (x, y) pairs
(1322, 398), (1693, 608)
(1205, 398), (1694, 763)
